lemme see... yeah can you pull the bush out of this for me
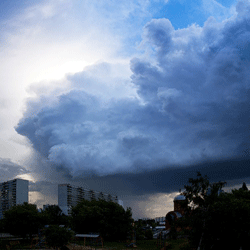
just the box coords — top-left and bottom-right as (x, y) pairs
(45, 225), (73, 249)
(145, 229), (153, 240)
(3, 202), (41, 239)
(71, 199), (133, 241)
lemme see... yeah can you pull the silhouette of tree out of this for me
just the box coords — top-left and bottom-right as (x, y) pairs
(71, 199), (133, 241)
(41, 205), (68, 226)
(45, 225), (73, 250)
(3, 202), (41, 239)
(181, 173), (250, 250)
(240, 182), (248, 191)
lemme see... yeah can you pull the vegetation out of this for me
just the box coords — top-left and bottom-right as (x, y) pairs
(3, 174), (250, 250)
(178, 172), (250, 250)
(41, 205), (68, 226)
(44, 225), (73, 249)
(134, 218), (156, 240)
(0, 218), (4, 233)
(71, 199), (133, 241)
(76, 239), (160, 249)
(2, 202), (41, 239)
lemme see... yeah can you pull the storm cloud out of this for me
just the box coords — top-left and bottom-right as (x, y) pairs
(16, 1), (250, 179)
(0, 158), (28, 182)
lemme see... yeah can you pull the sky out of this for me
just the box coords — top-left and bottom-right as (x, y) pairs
(1, 0), (250, 219)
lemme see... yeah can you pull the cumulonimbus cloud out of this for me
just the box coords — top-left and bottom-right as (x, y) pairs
(0, 158), (29, 182)
(16, 0), (250, 177)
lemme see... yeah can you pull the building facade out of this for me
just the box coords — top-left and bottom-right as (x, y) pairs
(0, 179), (29, 219)
(155, 216), (166, 225)
(58, 184), (118, 215)
(165, 194), (187, 230)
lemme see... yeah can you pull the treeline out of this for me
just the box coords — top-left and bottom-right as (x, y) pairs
(170, 172), (250, 250)
(0, 199), (133, 248)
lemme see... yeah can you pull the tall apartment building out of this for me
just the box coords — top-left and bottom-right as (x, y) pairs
(0, 179), (29, 219)
(58, 184), (118, 215)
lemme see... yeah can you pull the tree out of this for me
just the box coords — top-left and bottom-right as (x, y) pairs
(134, 220), (146, 240)
(240, 182), (248, 191)
(181, 172), (250, 250)
(203, 189), (250, 250)
(71, 199), (133, 241)
(183, 172), (226, 212)
(0, 219), (4, 233)
(41, 205), (68, 226)
(145, 229), (153, 240)
(3, 202), (41, 239)
(45, 225), (73, 250)
(133, 218), (156, 240)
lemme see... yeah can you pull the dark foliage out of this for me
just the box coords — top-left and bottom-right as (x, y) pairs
(45, 225), (73, 249)
(240, 182), (248, 191)
(0, 219), (4, 233)
(71, 199), (133, 241)
(134, 219), (156, 240)
(41, 205), (68, 226)
(145, 229), (153, 240)
(3, 202), (41, 239)
(181, 172), (250, 250)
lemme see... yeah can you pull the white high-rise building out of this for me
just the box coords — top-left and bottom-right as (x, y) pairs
(58, 184), (118, 215)
(0, 179), (29, 219)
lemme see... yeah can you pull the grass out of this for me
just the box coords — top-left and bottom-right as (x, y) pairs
(0, 237), (192, 250)
(104, 240), (158, 249)
(167, 238), (191, 250)
(0, 238), (48, 249)
(74, 239), (159, 249)
(74, 238), (191, 250)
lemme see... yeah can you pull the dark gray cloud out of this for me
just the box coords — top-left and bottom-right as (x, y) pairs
(0, 158), (28, 182)
(16, 1), (250, 184)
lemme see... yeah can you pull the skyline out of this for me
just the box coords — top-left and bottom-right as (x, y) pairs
(1, 0), (250, 219)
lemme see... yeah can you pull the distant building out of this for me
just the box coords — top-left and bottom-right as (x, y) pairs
(58, 184), (118, 215)
(0, 179), (29, 219)
(155, 216), (166, 225)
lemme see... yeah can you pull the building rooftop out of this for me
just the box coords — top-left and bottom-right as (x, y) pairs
(174, 194), (186, 201)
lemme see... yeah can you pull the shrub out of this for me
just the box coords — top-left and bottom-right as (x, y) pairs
(45, 225), (73, 249)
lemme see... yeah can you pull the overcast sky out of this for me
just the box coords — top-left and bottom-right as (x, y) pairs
(1, 0), (250, 219)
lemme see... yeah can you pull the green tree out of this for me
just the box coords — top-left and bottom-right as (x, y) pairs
(0, 219), (4, 233)
(3, 202), (41, 239)
(182, 172), (250, 250)
(41, 205), (68, 226)
(134, 220), (145, 240)
(71, 199), (133, 241)
(145, 229), (153, 240)
(45, 225), (73, 250)
(202, 189), (250, 250)
(183, 172), (226, 212)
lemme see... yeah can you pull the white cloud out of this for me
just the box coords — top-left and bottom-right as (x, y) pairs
(15, 0), (250, 178)
(1, 0), (148, 163)
(202, 0), (237, 21)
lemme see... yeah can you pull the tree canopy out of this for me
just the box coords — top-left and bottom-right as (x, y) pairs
(183, 172), (226, 211)
(71, 199), (133, 241)
(3, 202), (41, 239)
(180, 172), (250, 250)
(41, 205), (68, 226)
(45, 225), (73, 249)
